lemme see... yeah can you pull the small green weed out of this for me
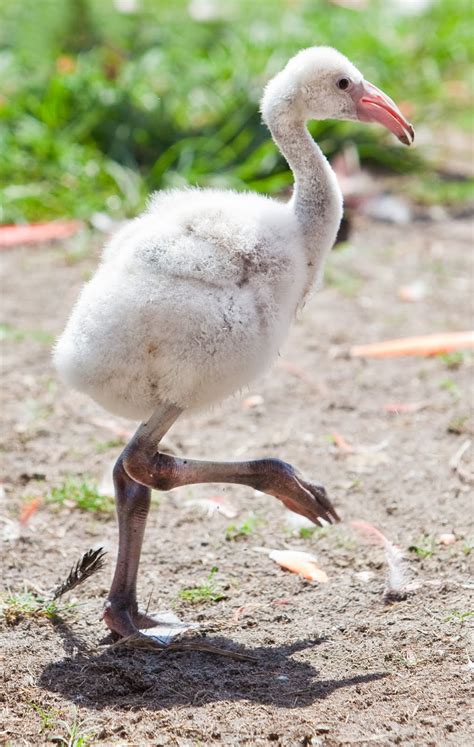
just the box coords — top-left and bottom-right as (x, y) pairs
(444, 609), (474, 624)
(462, 539), (473, 556)
(30, 702), (58, 732)
(93, 438), (125, 453)
(1, 591), (65, 625)
(179, 567), (226, 605)
(0, 323), (54, 345)
(298, 525), (330, 540)
(439, 351), (470, 369)
(47, 479), (114, 513)
(30, 702), (97, 745)
(324, 264), (362, 298)
(51, 714), (96, 747)
(408, 535), (436, 559)
(447, 415), (469, 435)
(225, 514), (262, 541)
(440, 378), (460, 399)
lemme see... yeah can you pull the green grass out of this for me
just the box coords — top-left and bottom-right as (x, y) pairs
(47, 478), (114, 513)
(0, 0), (472, 223)
(0, 323), (54, 345)
(408, 535), (436, 559)
(179, 566), (226, 605)
(30, 704), (96, 746)
(444, 609), (474, 624)
(225, 513), (262, 541)
(1, 590), (67, 625)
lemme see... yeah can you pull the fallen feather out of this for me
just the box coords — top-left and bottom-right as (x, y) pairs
(52, 548), (107, 600)
(133, 610), (199, 645)
(354, 570), (375, 583)
(397, 280), (427, 302)
(233, 602), (265, 622)
(184, 495), (238, 519)
(284, 510), (314, 530)
(437, 532), (456, 546)
(350, 519), (409, 600)
(331, 432), (354, 453)
(363, 194), (412, 225)
(0, 221), (83, 248)
(90, 417), (134, 440)
(351, 331), (474, 358)
(269, 549), (328, 582)
(383, 401), (427, 414)
(0, 517), (21, 543)
(449, 439), (474, 485)
(278, 360), (327, 396)
(19, 497), (42, 525)
(242, 394), (264, 410)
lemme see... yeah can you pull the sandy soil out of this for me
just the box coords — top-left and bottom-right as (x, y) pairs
(1, 214), (473, 746)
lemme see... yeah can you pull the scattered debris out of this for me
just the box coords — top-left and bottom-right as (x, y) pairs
(331, 432), (354, 453)
(284, 510), (315, 531)
(0, 221), (83, 248)
(19, 497), (42, 525)
(354, 570), (376, 583)
(398, 280), (427, 302)
(363, 194), (412, 225)
(52, 548), (107, 600)
(268, 550), (328, 582)
(242, 394), (265, 410)
(449, 439), (474, 485)
(90, 417), (134, 440)
(437, 532), (456, 546)
(184, 495), (238, 519)
(383, 401), (428, 414)
(351, 331), (474, 358)
(278, 360), (327, 396)
(350, 519), (409, 601)
(0, 517), (21, 543)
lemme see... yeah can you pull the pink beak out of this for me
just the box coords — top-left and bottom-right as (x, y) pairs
(353, 80), (415, 146)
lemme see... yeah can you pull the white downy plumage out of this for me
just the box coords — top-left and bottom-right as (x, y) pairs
(54, 47), (411, 420)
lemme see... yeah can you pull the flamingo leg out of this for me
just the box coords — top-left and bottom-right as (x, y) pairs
(103, 403), (181, 639)
(104, 402), (339, 641)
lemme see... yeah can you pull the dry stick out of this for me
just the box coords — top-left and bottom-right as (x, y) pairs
(449, 439), (473, 485)
(112, 633), (257, 662)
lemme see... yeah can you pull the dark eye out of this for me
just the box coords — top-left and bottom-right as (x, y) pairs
(337, 77), (350, 91)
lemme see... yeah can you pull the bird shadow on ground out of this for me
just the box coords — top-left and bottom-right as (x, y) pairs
(40, 618), (387, 711)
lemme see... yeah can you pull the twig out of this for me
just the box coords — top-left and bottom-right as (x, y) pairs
(111, 633), (256, 661)
(450, 439), (473, 485)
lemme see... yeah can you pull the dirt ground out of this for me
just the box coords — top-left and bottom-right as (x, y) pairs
(1, 212), (473, 746)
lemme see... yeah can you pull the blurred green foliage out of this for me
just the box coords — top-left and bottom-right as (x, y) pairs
(0, 0), (472, 222)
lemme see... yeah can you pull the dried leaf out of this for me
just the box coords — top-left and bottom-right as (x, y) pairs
(351, 331), (474, 358)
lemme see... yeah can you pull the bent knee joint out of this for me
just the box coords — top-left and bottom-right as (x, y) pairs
(123, 450), (177, 491)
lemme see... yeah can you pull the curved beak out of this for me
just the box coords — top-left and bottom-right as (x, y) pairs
(353, 80), (415, 146)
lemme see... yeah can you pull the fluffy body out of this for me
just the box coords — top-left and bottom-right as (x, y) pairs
(54, 189), (321, 418)
(54, 47), (364, 420)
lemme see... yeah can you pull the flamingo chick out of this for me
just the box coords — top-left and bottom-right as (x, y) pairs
(54, 47), (414, 642)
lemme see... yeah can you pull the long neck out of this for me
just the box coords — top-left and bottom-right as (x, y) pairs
(266, 106), (343, 272)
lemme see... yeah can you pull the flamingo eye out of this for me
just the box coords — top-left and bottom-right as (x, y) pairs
(337, 77), (351, 91)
